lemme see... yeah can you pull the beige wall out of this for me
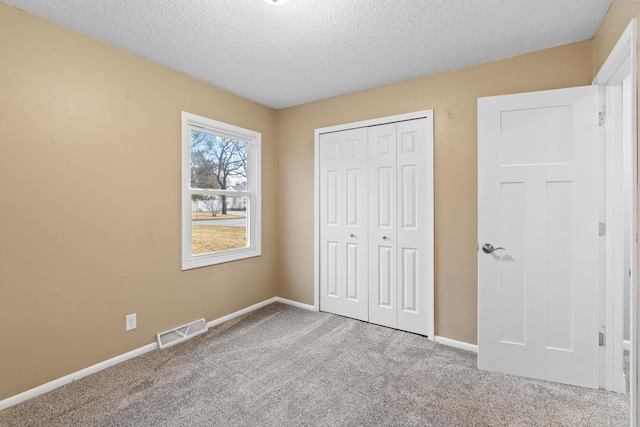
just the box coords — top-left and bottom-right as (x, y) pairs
(276, 41), (594, 345)
(593, 0), (639, 73)
(0, 4), (279, 400)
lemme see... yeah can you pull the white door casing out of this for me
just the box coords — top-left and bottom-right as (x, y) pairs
(478, 86), (600, 388)
(600, 80), (627, 393)
(319, 128), (369, 321)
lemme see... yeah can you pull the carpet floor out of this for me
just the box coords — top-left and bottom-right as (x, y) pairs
(0, 303), (630, 426)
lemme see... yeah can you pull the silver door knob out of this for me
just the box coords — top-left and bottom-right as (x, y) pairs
(350, 234), (356, 238)
(382, 236), (389, 240)
(482, 243), (505, 254)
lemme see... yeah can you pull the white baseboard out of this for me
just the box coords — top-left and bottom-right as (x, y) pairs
(0, 296), (315, 412)
(434, 335), (478, 353)
(0, 342), (157, 412)
(273, 297), (316, 311)
(206, 297), (279, 328)
(205, 297), (315, 330)
(624, 339), (631, 351)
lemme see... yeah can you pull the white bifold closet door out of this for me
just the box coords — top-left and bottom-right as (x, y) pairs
(368, 120), (431, 335)
(319, 127), (369, 321)
(319, 118), (431, 336)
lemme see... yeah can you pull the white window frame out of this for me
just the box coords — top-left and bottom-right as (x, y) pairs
(181, 111), (261, 270)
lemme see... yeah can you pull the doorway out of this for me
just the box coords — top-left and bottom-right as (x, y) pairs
(593, 18), (638, 424)
(477, 17), (637, 425)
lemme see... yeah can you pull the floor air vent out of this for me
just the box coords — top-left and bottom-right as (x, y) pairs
(157, 318), (208, 349)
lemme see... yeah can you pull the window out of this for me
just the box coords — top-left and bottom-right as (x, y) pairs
(182, 112), (261, 269)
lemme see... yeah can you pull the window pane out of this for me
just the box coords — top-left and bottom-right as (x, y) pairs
(191, 195), (247, 255)
(190, 130), (247, 190)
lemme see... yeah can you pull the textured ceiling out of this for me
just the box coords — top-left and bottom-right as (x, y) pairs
(2, 0), (612, 109)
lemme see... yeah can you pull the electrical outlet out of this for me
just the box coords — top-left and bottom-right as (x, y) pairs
(126, 313), (137, 331)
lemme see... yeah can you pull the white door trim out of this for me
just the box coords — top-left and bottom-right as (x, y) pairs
(593, 17), (638, 422)
(314, 110), (435, 339)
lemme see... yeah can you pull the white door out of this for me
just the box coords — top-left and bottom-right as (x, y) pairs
(368, 119), (432, 335)
(368, 123), (398, 328)
(396, 119), (432, 335)
(478, 86), (600, 388)
(319, 128), (369, 321)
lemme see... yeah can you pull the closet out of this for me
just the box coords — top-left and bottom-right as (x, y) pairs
(318, 112), (434, 336)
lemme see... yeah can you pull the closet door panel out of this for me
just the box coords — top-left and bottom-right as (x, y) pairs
(319, 129), (368, 320)
(396, 119), (431, 335)
(342, 129), (369, 320)
(320, 134), (343, 316)
(369, 124), (397, 328)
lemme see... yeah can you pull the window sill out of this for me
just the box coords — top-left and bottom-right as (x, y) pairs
(181, 247), (261, 270)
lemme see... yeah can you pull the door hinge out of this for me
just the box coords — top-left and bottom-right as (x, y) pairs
(599, 107), (606, 126)
(599, 222), (606, 236)
(599, 332), (606, 347)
